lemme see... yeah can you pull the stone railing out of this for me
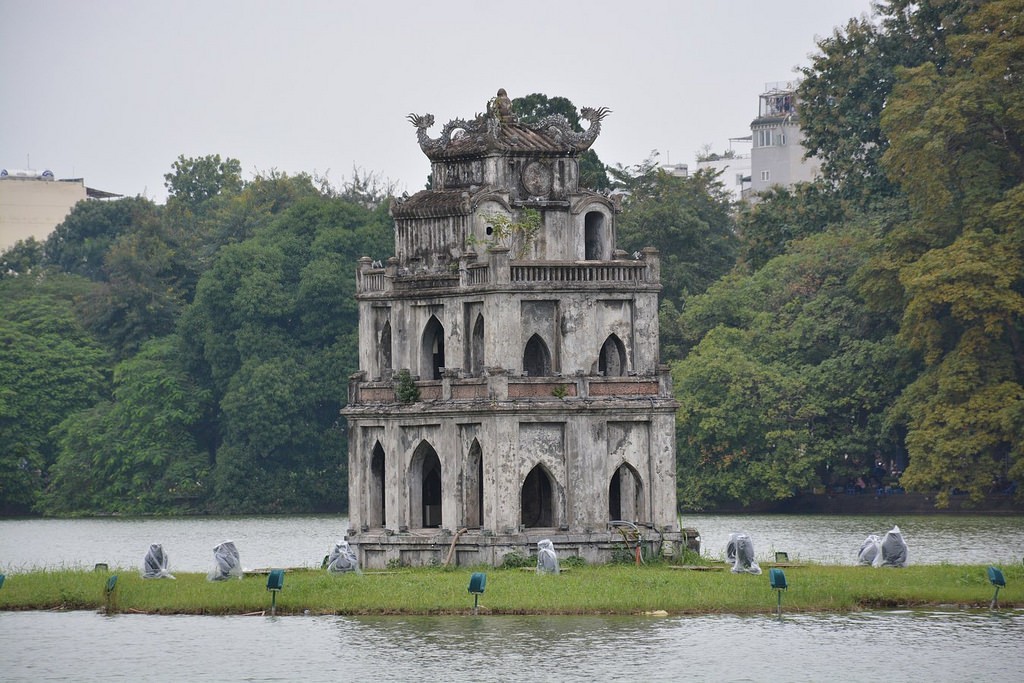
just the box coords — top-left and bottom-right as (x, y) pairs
(348, 370), (667, 405)
(509, 261), (649, 284)
(355, 248), (662, 295)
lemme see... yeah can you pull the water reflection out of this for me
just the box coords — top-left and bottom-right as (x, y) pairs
(2, 609), (1022, 682)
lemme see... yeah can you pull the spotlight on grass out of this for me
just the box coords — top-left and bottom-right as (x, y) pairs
(468, 572), (486, 615)
(267, 569), (285, 616)
(769, 568), (787, 617)
(987, 566), (1005, 609)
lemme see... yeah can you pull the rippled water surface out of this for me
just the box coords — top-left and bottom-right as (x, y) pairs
(1, 513), (1021, 573)
(2, 609), (1022, 682)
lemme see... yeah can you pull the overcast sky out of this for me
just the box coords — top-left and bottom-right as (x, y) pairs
(1, 0), (871, 203)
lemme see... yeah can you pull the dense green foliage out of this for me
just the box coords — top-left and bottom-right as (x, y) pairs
(1, 157), (394, 515)
(674, 0), (1023, 510)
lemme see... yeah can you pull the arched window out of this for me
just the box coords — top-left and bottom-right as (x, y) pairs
(470, 314), (485, 376)
(421, 315), (445, 380)
(369, 442), (386, 528)
(598, 334), (627, 377)
(584, 211), (606, 260)
(409, 441), (442, 528)
(378, 321), (392, 377)
(521, 464), (554, 528)
(523, 334), (551, 377)
(609, 463), (645, 522)
(465, 439), (484, 528)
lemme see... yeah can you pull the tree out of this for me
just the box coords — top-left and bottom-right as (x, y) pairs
(164, 154), (242, 208)
(797, 0), (977, 203)
(615, 160), (738, 306)
(0, 274), (108, 512)
(41, 336), (211, 514)
(878, 0), (1024, 505)
(43, 196), (160, 281)
(1, 237), (44, 279)
(673, 226), (913, 509)
(512, 93), (611, 191)
(736, 181), (847, 271)
(182, 194), (393, 512)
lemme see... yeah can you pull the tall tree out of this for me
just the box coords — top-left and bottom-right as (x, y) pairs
(164, 154), (243, 208)
(615, 160), (738, 306)
(797, 0), (977, 203)
(674, 226), (913, 509)
(44, 196), (160, 281)
(0, 275), (108, 512)
(879, 0), (1024, 505)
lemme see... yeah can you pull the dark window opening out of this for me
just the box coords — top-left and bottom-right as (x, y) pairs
(379, 321), (392, 376)
(598, 334), (627, 377)
(370, 443), (386, 528)
(410, 441), (443, 529)
(422, 315), (446, 380)
(470, 314), (485, 376)
(585, 211), (605, 260)
(521, 465), (554, 528)
(523, 334), (551, 377)
(609, 463), (644, 522)
(465, 439), (483, 528)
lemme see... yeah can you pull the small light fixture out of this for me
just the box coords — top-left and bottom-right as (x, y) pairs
(468, 572), (487, 615)
(988, 566), (1006, 609)
(769, 568), (787, 617)
(267, 569), (285, 616)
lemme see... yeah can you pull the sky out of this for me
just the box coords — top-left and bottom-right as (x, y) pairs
(1, 0), (873, 203)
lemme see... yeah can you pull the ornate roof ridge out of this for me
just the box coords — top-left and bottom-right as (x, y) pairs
(406, 88), (610, 160)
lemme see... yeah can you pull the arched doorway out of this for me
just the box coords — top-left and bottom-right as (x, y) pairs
(523, 333), (551, 377)
(378, 321), (392, 378)
(465, 439), (484, 528)
(521, 464), (555, 528)
(609, 463), (645, 522)
(598, 334), (627, 377)
(421, 315), (445, 380)
(409, 441), (442, 528)
(470, 314), (485, 376)
(369, 442), (386, 528)
(584, 211), (605, 260)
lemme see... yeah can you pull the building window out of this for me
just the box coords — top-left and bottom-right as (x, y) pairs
(760, 170), (771, 182)
(523, 334), (552, 377)
(598, 334), (627, 377)
(757, 129), (773, 147)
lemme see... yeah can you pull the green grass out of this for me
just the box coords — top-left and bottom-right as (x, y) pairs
(1, 562), (1021, 616)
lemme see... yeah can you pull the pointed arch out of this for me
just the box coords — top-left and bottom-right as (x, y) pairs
(598, 333), (627, 377)
(523, 333), (551, 377)
(521, 464), (555, 528)
(409, 441), (443, 528)
(369, 442), (386, 528)
(609, 462), (645, 522)
(378, 321), (393, 377)
(470, 313), (485, 376)
(465, 439), (484, 528)
(421, 315), (446, 380)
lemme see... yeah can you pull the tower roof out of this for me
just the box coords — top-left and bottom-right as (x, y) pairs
(407, 88), (610, 161)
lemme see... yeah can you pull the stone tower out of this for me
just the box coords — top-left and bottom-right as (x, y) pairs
(342, 89), (686, 568)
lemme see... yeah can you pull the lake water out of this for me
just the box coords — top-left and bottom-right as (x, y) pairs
(1, 513), (1022, 573)
(2, 608), (1022, 682)
(1, 514), (1023, 681)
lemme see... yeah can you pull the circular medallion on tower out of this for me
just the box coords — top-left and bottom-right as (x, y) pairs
(521, 161), (553, 197)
